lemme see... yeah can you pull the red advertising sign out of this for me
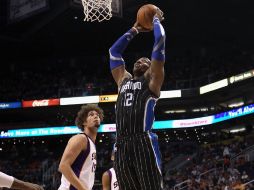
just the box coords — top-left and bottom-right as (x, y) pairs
(22, 99), (60, 108)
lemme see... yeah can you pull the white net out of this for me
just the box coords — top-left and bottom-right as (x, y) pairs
(81, 0), (113, 22)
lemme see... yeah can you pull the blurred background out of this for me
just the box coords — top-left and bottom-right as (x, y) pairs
(0, 0), (254, 189)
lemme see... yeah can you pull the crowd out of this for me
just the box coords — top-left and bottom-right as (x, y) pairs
(163, 135), (254, 190)
(0, 47), (253, 102)
(0, 131), (253, 190)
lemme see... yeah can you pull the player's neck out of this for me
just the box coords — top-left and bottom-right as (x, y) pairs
(133, 75), (141, 80)
(84, 128), (97, 143)
(134, 73), (146, 80)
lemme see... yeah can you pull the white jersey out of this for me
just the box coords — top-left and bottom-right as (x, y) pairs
(0, 171), (14, 188)
(107, 168), (119, 190)
(58, 134), (97, 190)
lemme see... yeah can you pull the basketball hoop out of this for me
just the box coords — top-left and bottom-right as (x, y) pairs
(81, 0), (113, 22)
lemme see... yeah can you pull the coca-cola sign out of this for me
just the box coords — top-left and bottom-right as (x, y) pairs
(22, 99), (60, 108)
(32, 100), (49, 107)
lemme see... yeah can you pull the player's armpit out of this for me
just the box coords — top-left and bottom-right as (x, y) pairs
(111, 66), (132, 88)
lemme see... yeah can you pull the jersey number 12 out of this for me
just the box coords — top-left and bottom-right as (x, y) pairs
(124, 93), (133, 106)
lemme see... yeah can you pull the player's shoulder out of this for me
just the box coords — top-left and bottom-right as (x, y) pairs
(66, 134), (88, 151)
(71, 133), (87, 139)
(68, 133), (88, 144)
(102, 170), (111, 179)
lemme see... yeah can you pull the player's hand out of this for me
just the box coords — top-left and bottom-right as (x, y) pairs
(80, 184), (89, 190)
(25, 182), (44, 190)
(133, 21), (152, 32)
(154, 8), (164, 22)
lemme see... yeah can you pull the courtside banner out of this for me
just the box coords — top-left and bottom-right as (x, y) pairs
(22, 99), (60, 108)
(0, 102), (21, 109)
(213, 104), (254, 123)
(99, 95), (118, 103)
(0, 124), (115, 138)
(229, 69), (254, 84)
(172, 116), (213, 128)
(97, 124), (116, 132)
(60, 96), (100, 105)
(0, 126), (80, 138)
(1, 103), (254, 138)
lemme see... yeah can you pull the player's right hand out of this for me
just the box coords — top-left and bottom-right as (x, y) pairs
(133, 21), (152, 32)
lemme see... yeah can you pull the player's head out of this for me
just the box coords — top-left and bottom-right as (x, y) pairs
(75, 104), (104, 131)
(133, 57), (151, 77)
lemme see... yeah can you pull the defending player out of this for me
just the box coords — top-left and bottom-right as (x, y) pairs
(58, 104), (103, 190)
(102, 145), (118, 190)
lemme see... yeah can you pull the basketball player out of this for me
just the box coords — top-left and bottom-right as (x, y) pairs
(109, 7), (165, 190)
(58, 104), (103, 190)
(102, 145), (118, 190)
(0, 171), (44, 190)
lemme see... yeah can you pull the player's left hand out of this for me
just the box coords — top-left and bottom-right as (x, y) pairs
(154, 8), (164, 22)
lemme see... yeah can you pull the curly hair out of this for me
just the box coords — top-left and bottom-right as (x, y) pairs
(75, 104), (104, 131)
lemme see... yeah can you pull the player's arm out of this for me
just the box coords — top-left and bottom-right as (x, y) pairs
(58, 135), (89, 190)
(148, 9), (166, 97)
(12, 179), (44, 190)
(0, 172), (43, 190)
(0, 172), (14, 188)
(109, 27), (139, 87)
(102, 171), (111, 190)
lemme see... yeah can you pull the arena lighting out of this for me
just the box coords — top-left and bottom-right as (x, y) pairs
(60, 96), (100, 105)
(228, 101), (244, 108)
(164, 110), (186, 113)
(230, 128), (246, 133)
(160, 90), (181, 98)
(1, 104), (254, 138)
(200, 79), (228, 94)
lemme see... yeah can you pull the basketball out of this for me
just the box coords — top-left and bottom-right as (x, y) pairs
(137, 4), (157, 30)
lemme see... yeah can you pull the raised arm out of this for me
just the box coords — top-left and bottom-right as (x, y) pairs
(109, 27), (139, 87)
(148, 10), (166, 97)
